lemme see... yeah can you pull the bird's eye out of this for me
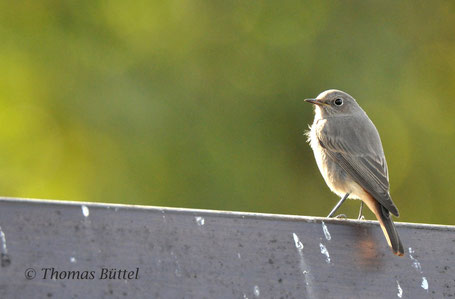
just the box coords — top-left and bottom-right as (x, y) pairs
(334, 98), (343, 106)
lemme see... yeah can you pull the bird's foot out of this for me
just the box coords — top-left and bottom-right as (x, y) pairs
(334, 214), (347, 219)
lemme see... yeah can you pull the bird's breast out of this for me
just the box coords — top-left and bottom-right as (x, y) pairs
(308, 119), (356, 197)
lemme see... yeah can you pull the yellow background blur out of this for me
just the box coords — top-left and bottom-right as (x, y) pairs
(0, 1), (454, 225)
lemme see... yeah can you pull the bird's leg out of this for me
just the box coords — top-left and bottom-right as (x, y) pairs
(357, 201), (365, 220)
(327, 193), (350, 218)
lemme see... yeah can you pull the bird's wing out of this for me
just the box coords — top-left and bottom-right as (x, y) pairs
(317, 116), (399, 216)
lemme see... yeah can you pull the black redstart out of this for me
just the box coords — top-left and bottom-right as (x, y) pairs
(305, 89), (404, 256)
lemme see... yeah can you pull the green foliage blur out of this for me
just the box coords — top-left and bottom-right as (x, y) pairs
(0, 1), (454, 225)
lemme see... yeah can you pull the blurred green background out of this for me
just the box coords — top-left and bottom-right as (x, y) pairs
(0, 1), (454, 225)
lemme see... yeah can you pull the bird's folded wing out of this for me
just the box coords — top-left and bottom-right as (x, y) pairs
(317, 128), (399, 216)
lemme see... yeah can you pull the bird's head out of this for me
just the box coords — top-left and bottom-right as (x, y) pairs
(305, 89), (363, 118)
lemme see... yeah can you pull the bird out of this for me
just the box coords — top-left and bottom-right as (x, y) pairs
(305, 89), (404, 256)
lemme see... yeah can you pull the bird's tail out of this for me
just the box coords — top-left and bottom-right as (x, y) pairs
(364, 196), (404, 256)
(377, 205), (404, 256)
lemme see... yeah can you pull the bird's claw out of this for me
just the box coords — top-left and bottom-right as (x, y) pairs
(334, 214), (347, 219)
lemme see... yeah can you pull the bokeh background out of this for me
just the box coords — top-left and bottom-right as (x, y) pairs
(0, 1), (454, 225)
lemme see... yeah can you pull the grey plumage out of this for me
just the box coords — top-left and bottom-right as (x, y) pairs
(305, 89), (404, 256)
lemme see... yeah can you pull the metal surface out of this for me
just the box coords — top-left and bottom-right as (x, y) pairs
(0, 197), (454, 298)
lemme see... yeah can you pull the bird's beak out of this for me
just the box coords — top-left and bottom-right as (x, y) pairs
(304, 98), (327, 106)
